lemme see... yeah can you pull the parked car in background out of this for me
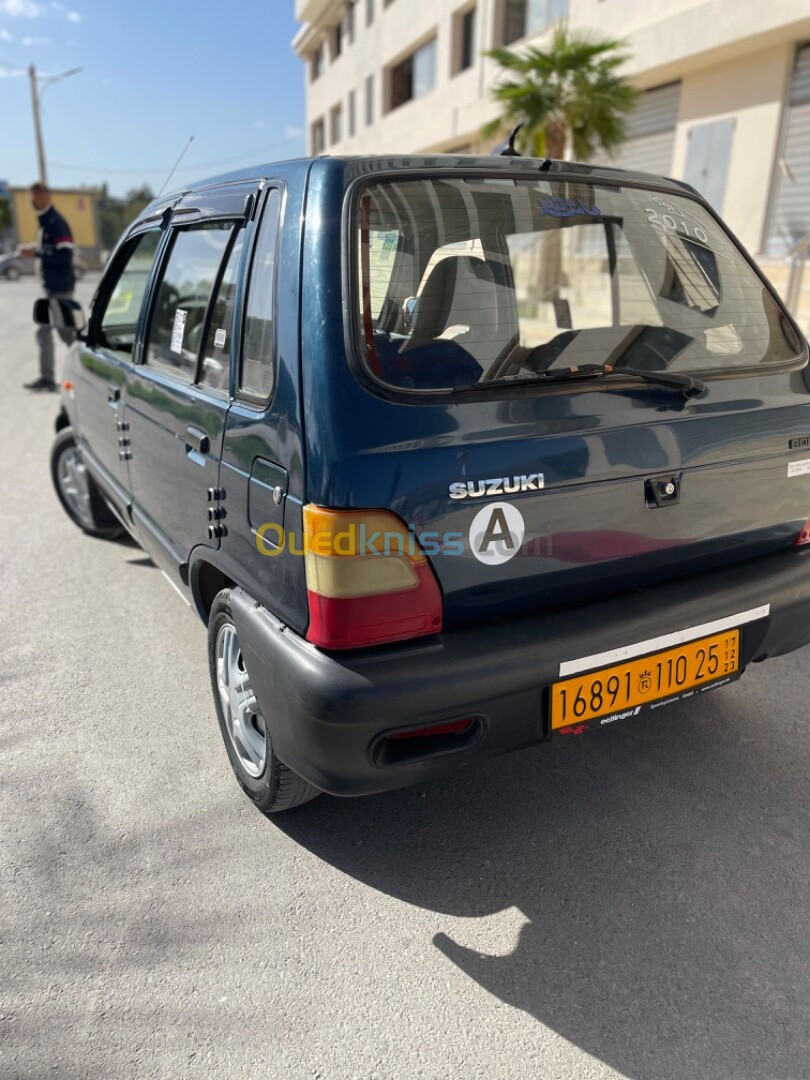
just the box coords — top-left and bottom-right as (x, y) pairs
(0, 251), (23, 280)
(0, 249), (86, 282)
(45, 153), (810, 818)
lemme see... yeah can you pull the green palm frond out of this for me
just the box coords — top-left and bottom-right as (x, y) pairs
(482, 26), (639, 162)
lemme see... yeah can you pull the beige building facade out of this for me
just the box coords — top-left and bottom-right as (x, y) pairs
(294, 0), (810, 324)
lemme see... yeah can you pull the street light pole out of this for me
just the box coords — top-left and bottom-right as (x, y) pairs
(27, 64), (82, 186)
(28, 64), (47, 185)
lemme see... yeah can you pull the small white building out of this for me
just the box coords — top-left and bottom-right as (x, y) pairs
(293, 0), (810, 325)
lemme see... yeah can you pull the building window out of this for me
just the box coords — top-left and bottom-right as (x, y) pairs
(330, 103), (343, 145)
(503, 0), (567, 45)
(348, 89), (356, 138)
(311, 118), (325, 154)
(331, 21), (342, 59)
(310, 44), (323, 82)
(389, 37), (437, 111)
(345, 1), (355, 45)
(366, 0), (374, 25)
(365, 73), (374, 125)
(453, 5), (476, 74)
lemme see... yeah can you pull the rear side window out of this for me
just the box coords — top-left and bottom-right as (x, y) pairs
(96, 229), (161, 358)
(144, 222), (233, 382)
(355, 178), (803, 392)
(198, 231), (245, 396)
(241, 188), (282, 400)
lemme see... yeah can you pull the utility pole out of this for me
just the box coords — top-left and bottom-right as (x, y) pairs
(26, 64), (82, 187)
(28, 64), (47, 185)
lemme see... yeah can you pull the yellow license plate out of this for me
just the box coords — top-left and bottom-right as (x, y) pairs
(551, 629), (740, 730)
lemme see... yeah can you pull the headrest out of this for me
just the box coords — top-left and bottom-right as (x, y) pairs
(408, 256), (495, 349)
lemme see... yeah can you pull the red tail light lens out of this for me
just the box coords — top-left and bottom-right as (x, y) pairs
(303, 506), (443, 649)
(796, 517), (810, 546)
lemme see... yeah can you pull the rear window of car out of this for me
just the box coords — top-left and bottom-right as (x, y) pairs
(354, 177), (803, 392)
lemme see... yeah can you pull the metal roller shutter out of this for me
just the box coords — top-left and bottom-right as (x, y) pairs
(601, 82), (681, 177)
(766, 45), (810, 255)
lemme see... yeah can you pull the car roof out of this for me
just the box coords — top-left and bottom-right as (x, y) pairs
(134, 153), (698, 227)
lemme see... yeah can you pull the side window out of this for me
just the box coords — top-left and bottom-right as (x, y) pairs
(241, 189), (282, 399)
(198, 231), (245, 396)
(366, 229), (402, 319)
(96, 229), (161, 359)
(144, 222), (233, 382)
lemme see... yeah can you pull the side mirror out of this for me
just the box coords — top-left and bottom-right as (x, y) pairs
(33, 297), (87, 334)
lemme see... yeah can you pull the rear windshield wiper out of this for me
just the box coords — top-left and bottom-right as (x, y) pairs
(457, 363), (706, 400)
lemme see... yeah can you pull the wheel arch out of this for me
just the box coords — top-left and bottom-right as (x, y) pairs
(55, 408), (70, 433)
(190, 555), (236, 625)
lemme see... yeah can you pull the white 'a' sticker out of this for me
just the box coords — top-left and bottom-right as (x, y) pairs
(469, 502), (525, 565)
(214, 328), (227, 349)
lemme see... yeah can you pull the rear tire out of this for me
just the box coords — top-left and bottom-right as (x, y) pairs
(4, 265), (21, 281)
(208, 589), (321, 815)
(50, 427), (124, 540)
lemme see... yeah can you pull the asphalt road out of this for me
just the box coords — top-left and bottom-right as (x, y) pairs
(1, 276), (809, 1080)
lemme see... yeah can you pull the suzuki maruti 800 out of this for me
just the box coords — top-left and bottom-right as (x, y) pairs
(46, 154), (810, 814)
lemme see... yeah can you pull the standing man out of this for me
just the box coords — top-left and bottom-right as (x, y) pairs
(19, 182), (76, 392)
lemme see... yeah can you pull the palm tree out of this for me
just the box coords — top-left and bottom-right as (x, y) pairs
(482, 27), (639, 162)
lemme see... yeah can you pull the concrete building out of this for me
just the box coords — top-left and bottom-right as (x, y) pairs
(293, 0), (810, 326)
(10, 186), (102, 269)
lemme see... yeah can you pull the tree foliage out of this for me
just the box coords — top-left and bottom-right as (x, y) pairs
(482, 27), (639, 161)
(97, 185), (155, 251)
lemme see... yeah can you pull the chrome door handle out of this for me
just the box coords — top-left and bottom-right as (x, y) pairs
(185, 427), (210, 455)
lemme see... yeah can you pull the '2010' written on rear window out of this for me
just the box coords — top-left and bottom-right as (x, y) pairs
(355, 178), (802, 392)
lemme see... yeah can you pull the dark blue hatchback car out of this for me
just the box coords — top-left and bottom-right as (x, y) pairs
(48, 154), (810, 814)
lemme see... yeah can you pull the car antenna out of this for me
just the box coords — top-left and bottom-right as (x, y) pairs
(497, 124), (523, 157)
(156, 134), (195, 198)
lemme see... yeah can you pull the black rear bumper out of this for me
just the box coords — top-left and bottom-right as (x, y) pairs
(231, 546), (810, 797)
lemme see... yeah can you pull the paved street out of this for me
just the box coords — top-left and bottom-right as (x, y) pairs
(1, 275), (808, 1080)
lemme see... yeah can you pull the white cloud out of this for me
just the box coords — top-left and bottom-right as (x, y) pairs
(50, 1), (79, 18)
(0, 66), (24, 76)
(0, 26), (12, 38)
(0, 0), (45, 16)
(21, 32), (48, 42)
(284, 125), (304, 140)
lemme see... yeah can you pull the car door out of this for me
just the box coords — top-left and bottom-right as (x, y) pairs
(74, 226), (163, 517)
(213, 184), (311, 628)
(125, 187), (256, 584)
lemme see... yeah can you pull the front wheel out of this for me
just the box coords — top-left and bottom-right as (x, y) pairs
(4, 265), (21, 281)
(50, 427), (124, 539)
(208, 589), (321, 815)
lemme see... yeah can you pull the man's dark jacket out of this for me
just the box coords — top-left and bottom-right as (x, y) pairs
(36, 206), (76, 294)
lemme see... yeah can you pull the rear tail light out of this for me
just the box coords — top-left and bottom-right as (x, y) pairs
(303, 506), (443, 649)
(796, 517), (810, 546)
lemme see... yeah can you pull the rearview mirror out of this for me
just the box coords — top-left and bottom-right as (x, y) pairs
(33, 297), (87, 334)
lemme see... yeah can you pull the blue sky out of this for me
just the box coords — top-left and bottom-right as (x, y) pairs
(0, 0), (306, 196)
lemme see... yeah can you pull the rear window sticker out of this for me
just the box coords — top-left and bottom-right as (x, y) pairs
(539, 196), (601, 219)
(788, 459), (810, 478)
(214, 328), (227, 349)
(170, 308), (187, 354)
